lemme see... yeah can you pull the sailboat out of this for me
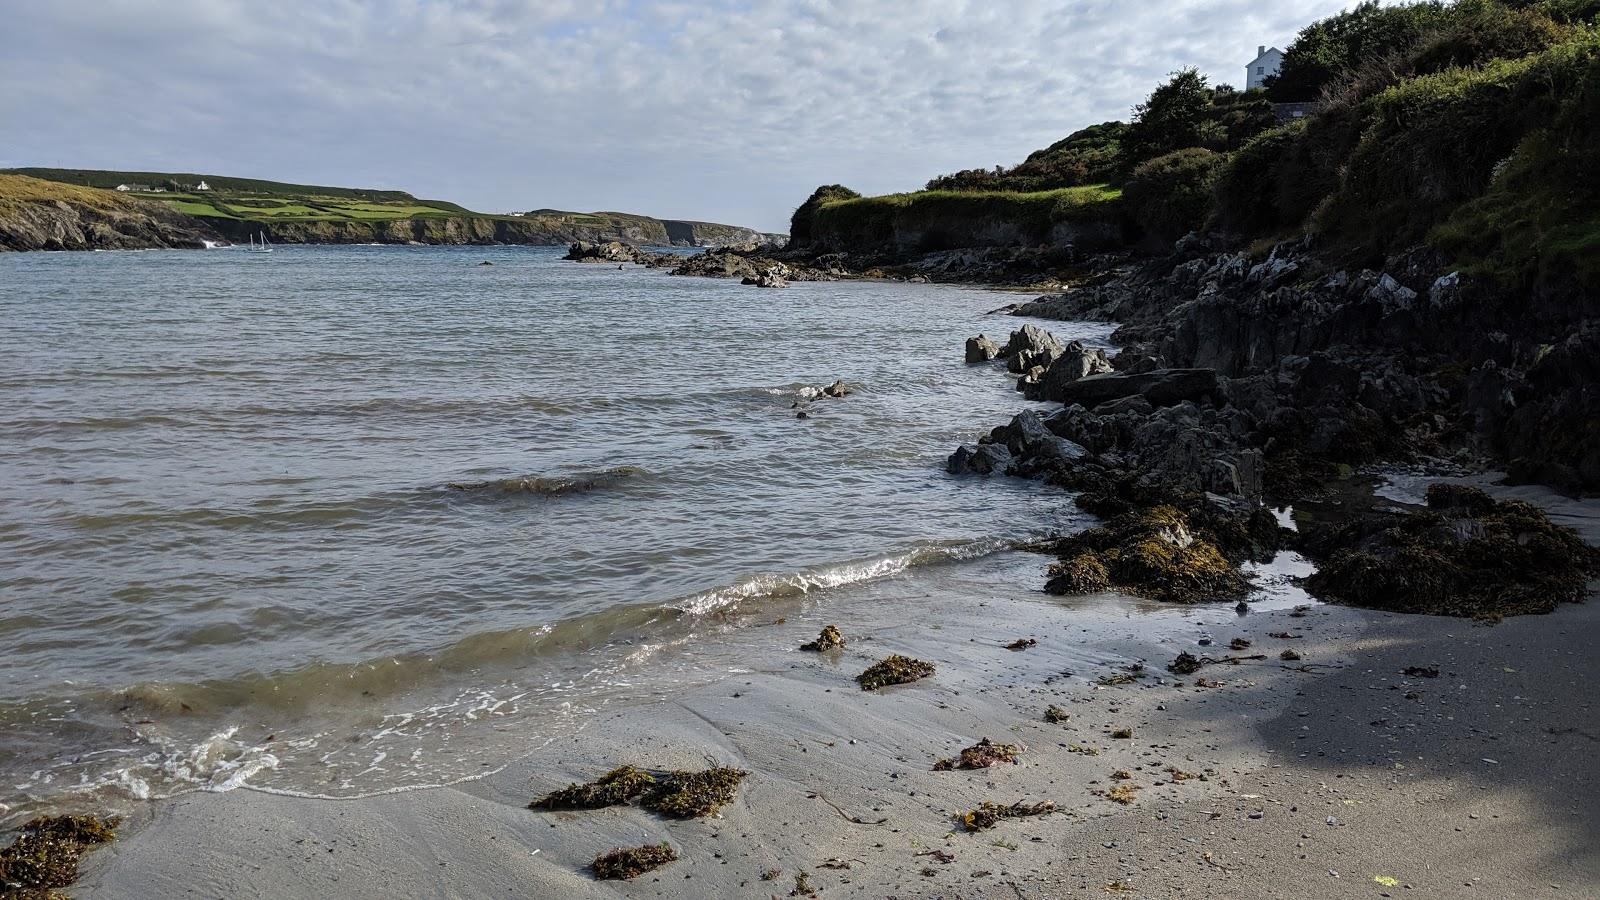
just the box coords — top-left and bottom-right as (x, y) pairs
(247, 231), (274, 253)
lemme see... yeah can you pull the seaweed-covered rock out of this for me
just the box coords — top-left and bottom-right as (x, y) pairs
(856, 654), (935, 691)
(590, 843), (678, 880)
(0, 814), (120, 896)
(799, 625), (845, 652)
(640, 766), (749, 819)
(1048, 505), (1249, 604)
(933, 737), (1021, 771)
(530, 766), (655, 810)
(1302, 484), (1600, 618)
(957, 800), (1055, 831)
(1045, 551), (1110, 594)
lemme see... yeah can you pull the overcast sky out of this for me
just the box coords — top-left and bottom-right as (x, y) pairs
(2, 1), (1359, 232)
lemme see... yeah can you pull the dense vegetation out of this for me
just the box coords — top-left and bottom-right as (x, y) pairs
(788, 0), (1599, 286)
(806, 185), (1122, 252)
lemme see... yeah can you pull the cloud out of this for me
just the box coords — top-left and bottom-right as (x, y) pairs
(1, 0), (1361, 231)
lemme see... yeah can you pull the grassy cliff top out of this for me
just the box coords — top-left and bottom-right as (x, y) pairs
(3, 168), (774, 238)
(816, 184), (1123, 234)
(0, 174), (149, 212)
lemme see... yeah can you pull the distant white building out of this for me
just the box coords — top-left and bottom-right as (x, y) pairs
(1246, 45), (1284, 91)
(195, 180), (211, 191)
(115, 184), (133, 191)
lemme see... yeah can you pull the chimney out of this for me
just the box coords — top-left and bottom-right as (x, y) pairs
(1258, 45), (1266, 57)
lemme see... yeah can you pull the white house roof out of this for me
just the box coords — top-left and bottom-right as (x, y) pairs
(1249, 46), (1284, 66)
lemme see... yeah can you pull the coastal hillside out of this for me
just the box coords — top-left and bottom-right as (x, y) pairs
(784, 0), (1600, 493)
(0, 174), (217, 251)
(3, 168), (782, 248)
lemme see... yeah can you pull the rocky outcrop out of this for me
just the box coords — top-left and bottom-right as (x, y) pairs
(564, 240), (677, 266)
(0, 175), (217, 251)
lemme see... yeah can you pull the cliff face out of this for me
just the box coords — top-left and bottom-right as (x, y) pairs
(0, 175), (218, 251)
(208, 215), (782, 248)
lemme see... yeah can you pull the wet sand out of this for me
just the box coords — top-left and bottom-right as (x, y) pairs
(77, 482), (1600, 898)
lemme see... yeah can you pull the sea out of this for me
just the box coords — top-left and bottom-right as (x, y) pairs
(0, 244), (1118, 822)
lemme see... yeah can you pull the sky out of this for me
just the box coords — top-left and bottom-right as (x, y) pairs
(1, 1), (1363, 232)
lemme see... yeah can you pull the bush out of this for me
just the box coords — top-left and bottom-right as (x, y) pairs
(787, 184), (860, 248)
(1122, 69), (1224, 166)
(1313, 33), (1595, 259)
(1122, 148), (1226, 243)
(808, 185), (1123, 252)
(1269, 1), (1453, 102)
(926, 122), (1127, 193)
(1429, 32), (1600, 290)
(1412, 0), (1568, 74)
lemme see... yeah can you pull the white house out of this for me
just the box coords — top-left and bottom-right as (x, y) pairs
(195, 180), (211, 191)
(1247, 45), (1284, 90)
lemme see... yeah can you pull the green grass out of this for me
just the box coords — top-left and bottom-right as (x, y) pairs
(811, 184), (1122, 249)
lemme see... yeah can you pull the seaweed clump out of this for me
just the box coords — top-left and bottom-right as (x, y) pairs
(590, 843), (678, 880)
(530, 765), (655, 810)
(856, 654), (935, 691)
(640, 766), (749, 819)
(1302, 485), (1600, 619)
(933, 738), (1021, 771)
(800, 625), (845, 652)
(531, 764), (747, 819)
(956, 800), (1055, 832)
(1046, 506), (1251, 604)
(0, 814), (120, 898)
(1044, 705), (1071, 724)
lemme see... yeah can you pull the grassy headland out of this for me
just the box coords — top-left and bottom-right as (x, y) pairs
(1, 168), (779, 247)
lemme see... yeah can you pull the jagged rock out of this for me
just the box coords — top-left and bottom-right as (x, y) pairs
(1001, 324), (1063, 360)
(965, 335), (1001, 363)
(1025, 341), (1113, 399)
(947, 442), (1013, 476)
(1043, 368), (1220, 408)
(1429, 271), (1461, 309)
(822, 379), (852, 398)
(992, 410), (1088, 463)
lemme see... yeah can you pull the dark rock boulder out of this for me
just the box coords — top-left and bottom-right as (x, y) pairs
(1024, 341), (1113, 400)
(1042, 368), (1220, 408)
(965, 335), (1001, 364)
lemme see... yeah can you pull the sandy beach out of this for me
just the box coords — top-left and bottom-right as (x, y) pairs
(72, 480), (1599, 899)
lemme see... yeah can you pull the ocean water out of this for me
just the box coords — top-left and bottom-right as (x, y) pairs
(0, 244), (1116, 820)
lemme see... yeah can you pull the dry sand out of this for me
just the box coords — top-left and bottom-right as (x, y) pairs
(76, 480), (1599, 898)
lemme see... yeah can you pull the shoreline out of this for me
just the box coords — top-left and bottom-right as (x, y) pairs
(73, 479), (1600, 898)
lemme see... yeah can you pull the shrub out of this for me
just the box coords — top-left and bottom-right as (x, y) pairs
(1122, 148), (1226, 243)
(925, 122), (1127, 193)
(787, 184), (860, 248)
(1315, 32), (1599, 270)
(1269, 1), (1453, 102)
(1413, 0), (1568, 74)
(1122, 69), (1224, 165)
